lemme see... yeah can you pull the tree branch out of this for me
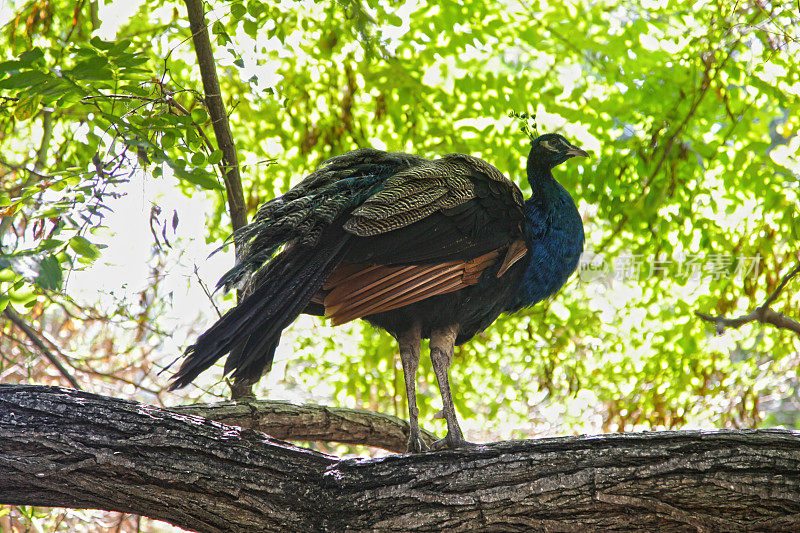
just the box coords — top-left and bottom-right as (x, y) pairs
(696, 262), (800, 337)
(3, 309), (81, 389)
(597, 10), (764, 252)
(171, 399), (437, 453)
(3, 385), (800, 532)
(183, 0), (247, 235)
(763, 262), (800, 309)
(183, 0), (251, 397)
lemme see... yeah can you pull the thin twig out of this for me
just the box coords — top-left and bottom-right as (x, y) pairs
(4, 307), (82, 389)
(81, 93), (159, 102)
(0, 158), (53, 181)
(597, 9), (764, 252)
(0, 111), (53, 237)
(63, 359), (162, 396)
(696, 263), (800, 337)
(194, 265), (222, 318)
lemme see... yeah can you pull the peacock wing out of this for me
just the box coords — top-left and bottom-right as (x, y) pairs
(318, 153), (528, 325)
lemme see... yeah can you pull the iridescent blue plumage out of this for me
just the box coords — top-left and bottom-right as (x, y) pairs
(508, 137), (586, 311)
(172, 133), (587, 452)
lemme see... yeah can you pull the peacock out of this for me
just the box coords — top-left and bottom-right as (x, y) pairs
(171, 133), (588, 452)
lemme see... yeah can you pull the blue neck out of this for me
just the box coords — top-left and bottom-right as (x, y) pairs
(508, 164), (585, 311)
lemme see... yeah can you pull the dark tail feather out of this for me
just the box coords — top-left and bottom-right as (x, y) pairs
(169, 234), (351, 390)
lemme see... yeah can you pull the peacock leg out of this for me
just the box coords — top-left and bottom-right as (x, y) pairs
(398, 323), (427, 453)
(429, 324), (473, 449)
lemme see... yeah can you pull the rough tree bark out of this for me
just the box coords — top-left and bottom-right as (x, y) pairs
(2, 385), (800, 532)
(172, 399), (437, 453)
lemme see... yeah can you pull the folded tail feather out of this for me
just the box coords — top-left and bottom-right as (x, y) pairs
(172, 150), (427, 388)
(170, 233), (351, 389)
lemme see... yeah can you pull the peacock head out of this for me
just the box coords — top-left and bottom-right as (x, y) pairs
(528, 133), (589, 170)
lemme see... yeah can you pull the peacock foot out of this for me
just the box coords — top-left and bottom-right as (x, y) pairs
(430, 433), (477, 450)
(406, 429), (430, 453)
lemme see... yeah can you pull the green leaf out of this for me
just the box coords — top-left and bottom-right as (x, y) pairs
(109, 39), (132, 57)
(39, 239), (65, 251)
(0, 252), (61, 291)
(243, 18), (258, 38)
(175, 166), (224, 191)
(19, 47), (45, 67)
(34, 253), (63, 290)
(67, 55), (111, 80)
(114, 54), (150, 68)
(0, 60), (22, 76)
(37, 77), (72, 97)
(230, 2), (247, 19)
(90, 37), (115, 50)
(161, 132), (176, 148)
(0, 70), (50, 90)
(119, 83), (151, 96)
(14, 95), (41, 120)
(208, 149), (224, 165)
(190, 108), (209, 123)
(247, 1), (265, 17)
(191, 152), (206, 165)
(68, 236), (101, 260)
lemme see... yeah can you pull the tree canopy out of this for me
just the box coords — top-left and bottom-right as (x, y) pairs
(1, 0), (799, 529)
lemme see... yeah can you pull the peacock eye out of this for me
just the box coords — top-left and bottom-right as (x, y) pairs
(541, 140), (555, 151)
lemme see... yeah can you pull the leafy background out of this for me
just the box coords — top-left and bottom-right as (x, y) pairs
(1, 0), (798, 530)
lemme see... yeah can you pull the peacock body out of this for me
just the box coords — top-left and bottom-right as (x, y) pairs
(172, 133), (587, 451)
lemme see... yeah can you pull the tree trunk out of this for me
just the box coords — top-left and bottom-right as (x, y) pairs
(2, 385), (799, 532)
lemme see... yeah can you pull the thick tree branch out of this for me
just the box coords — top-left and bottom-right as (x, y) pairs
(696, 262), (800, 337)
(3, 385), (800, 532)
(183, 0), (247, 235)
(171, 399), (437, 453)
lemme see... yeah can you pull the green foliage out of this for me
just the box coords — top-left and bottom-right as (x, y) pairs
(2, 0), (799, 442)
(0, 5), (229, 307)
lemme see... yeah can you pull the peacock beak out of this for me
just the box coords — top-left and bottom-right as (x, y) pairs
(566, 145), (590, 158)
